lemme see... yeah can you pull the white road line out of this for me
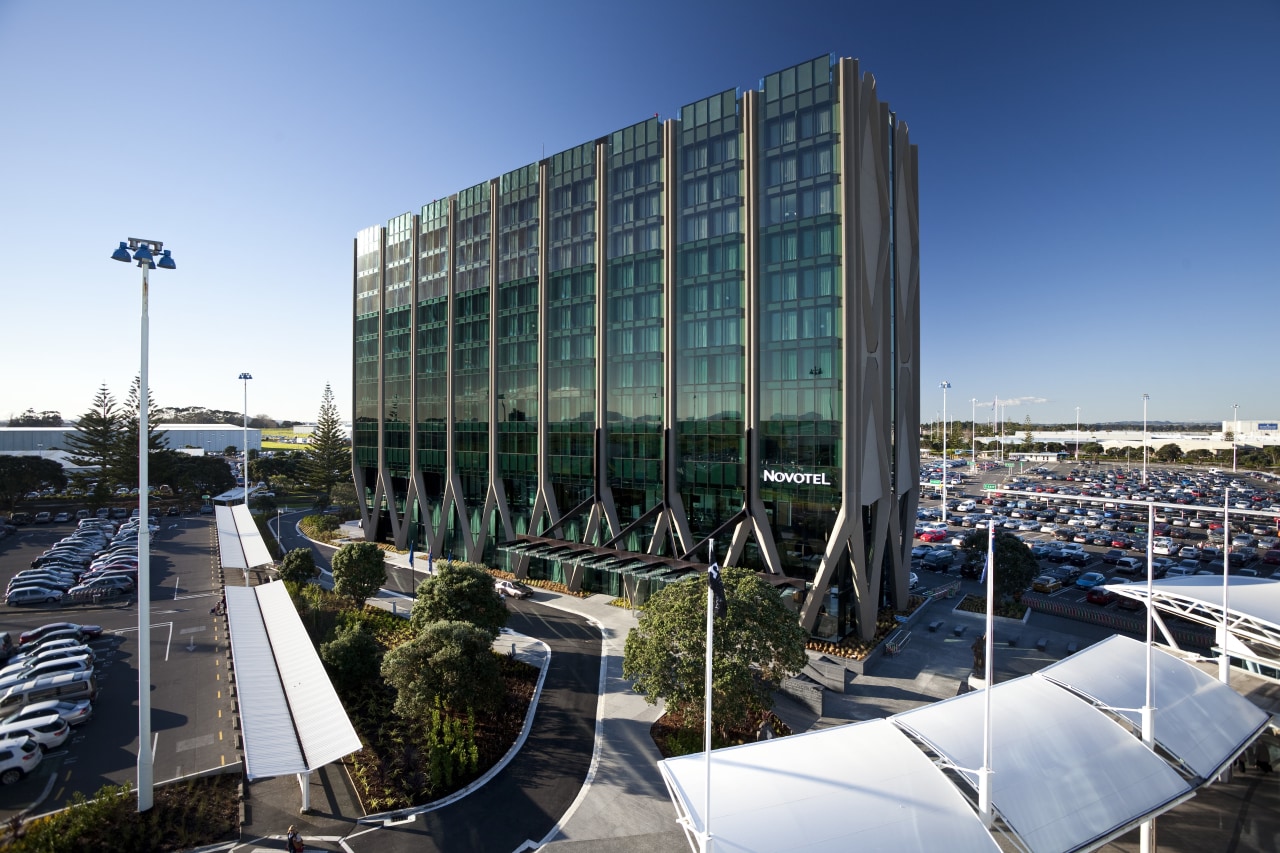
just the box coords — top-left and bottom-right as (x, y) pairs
(174, 575), (181, 599)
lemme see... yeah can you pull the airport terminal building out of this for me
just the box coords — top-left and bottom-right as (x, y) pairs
(351, 55), (919, 640)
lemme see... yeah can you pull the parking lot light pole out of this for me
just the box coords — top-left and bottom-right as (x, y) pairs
(1075, 406), (1080, 463)
(111, 237), (175, 813)
(970, 398), (977, 471)
(1232, 404), (1239, 473)
(239, 373), (253, 495)
(940, 382), (951, 526)
(1141, 393), (1149, 486)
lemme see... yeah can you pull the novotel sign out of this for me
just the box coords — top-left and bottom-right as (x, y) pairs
(762, 470), (833, 486)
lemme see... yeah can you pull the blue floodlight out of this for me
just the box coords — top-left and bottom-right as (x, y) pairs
(132, 243), (155, 268)
(112, 241), (133, 262)
(157, 249), (176, 270)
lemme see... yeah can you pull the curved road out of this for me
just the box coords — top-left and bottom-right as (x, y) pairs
(268, 511), (603, 852)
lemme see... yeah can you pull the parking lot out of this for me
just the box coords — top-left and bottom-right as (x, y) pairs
(911, 459), (1280, 621)
(0, 513), (236, 818)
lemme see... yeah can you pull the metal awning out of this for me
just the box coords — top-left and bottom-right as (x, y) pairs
(212, 485), (259, 504)
(225, 582), (362, 780)
(214, 504), (274, 570)
(661, 635), (1265, 853)
(1106, 576), (1280, 658)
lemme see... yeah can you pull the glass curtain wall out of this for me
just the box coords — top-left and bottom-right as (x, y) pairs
(675, 91), (746, 548)
(382, 214), (414, 527)
(452, 183), (491, 556)
(354, 226), (382, 499)
(757, 56), (843, 579)
(496, 165), (540, 540)
(605, 119), (665, 546)
(544, 143), (597, 540)
(416, 200), (450, 548)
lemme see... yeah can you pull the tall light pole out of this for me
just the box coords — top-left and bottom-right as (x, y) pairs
(238, 373), (253, 495)
(1074, 406), (1081, 463)
(940, 381), (951, 525)
(1232, 403), (1239, 473)
(1142, 393), (1149, 486)
(111, 238), (176, 813)
(970, 397), (978, 471)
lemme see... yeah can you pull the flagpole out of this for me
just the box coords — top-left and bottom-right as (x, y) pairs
(979, 519), (994, 826)
(703, 537), (715, 853)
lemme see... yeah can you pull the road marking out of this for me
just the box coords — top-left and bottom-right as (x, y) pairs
(176, 733), (215, 752)
(179, 626), (207, 636)
(174, 576), (180, 599)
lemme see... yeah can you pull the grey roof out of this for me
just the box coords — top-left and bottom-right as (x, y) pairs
(225, 582), (362, 780)
(659, 718), (1001, 853)
(661, 635), (1265, 853)
(214, 504), (274, 570)
(1038, 634), (1269, 780)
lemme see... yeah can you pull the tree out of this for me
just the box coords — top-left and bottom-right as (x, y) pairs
(303, 384), (351, 503)
(381, 620), (503, 717)
(960, 529), (1039, 601)
(165, 454), (235, 498)
(331, 542), (386, 608)
(411, 562), (507, 640)
(278, 548), (319, 585)
(320, 620), (384, 692)
(622, 567), (808, 739)
(8, 409), (63, 427)
(1081, 442), (1104, 459)
(0, 456), (66, 509)
(1155, 443), (1184, 463)
(112, 375), (170, 488)
(64, 385), (125, 493)
(1022, 415), (1034, 449)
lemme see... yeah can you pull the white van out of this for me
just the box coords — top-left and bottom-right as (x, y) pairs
(0, 671), (97, 718)
(956, 500), (977, 513)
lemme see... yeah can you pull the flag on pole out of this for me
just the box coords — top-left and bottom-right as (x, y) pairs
(708, 560), (727, 619)
(979, 553), (989, 585)
(427, 550), (434, 575)
(408, 538), (415, 567)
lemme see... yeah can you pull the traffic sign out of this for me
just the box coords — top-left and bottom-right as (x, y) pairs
(983, 483), (998, 491)
(929, 479), (942, 485)
(1005, 463), (1014, 468)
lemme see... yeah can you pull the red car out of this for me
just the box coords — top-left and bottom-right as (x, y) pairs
(1086, 587), (1117, 606)
(1262, 550), (1280, 566)
(918, 530), (947, 542)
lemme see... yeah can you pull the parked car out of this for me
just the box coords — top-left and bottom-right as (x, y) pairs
(1, 699), (92, 730)
(921, 550), (955, 571)
(18, 623), (102, 646)
(0, 736), (43, 785)
(1075, 571), (1107, 590)
(1032, 575), (1063, 594)
(0, 714), (70, 751)
(5, 587), (64, 606)
(1100, 549), (1125, 565)
(1086, 586), (1117, 605)
(495, 580), (534, 599)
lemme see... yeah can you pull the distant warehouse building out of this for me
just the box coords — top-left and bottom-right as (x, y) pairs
(0, 425), (261, 459)
(350, 55), (920, 641)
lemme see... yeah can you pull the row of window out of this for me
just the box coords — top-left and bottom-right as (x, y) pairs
(762, 228), (840, 265)
(681, 171), (739, 207)
(765, 306), (836, 342)
(764, 147), (835, 186)
(682, 207), (739, 242)
(679, 317), (742, 349)
(763, 106), (834, 148)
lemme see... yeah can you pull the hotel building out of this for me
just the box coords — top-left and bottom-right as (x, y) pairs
(352, 55), (919, 641)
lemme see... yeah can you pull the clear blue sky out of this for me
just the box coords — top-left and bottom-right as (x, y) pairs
(1, 0), (1275, 427)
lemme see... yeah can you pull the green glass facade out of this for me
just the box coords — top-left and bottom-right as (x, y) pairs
(352, 55), (920, 641)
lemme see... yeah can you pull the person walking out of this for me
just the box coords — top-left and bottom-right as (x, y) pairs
(285, 825), (304, 852)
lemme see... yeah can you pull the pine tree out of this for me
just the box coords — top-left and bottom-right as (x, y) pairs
(113, 375), (170, 489)
(304, 383), (351, 503)
(1022, 414), (1034, 449)
(63, 385), (125, 495)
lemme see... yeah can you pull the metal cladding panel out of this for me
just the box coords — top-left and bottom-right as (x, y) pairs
(230, 503), (275, 568)
(659, 718), (1000, 853)
(1037, 634), (1270, 780)
(893, 675), (1190, 853)
(255, 581), (363, 770)
(224, 586), (305, 779)
(214, 505), (247, 570)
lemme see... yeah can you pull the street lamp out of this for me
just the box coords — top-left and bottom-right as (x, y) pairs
(1074, 406), (1080, 463)
(239, 373), (253, 496)
(970, 397), (978, 471)
(1232, 403), (1239, 473)
(940, 381), (951, 526)
(111, 237), (176, 813)
(1142, 393), (1149, 486)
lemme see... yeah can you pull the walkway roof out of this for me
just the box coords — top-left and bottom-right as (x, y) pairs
(1106, 575), (1280, 657)
(660, 635), (1262, 853)
(225, 581), (362, 780)
(215, 504), (274, 570)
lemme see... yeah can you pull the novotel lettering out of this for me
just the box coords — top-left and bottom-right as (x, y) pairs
(762, 470), (832, 485)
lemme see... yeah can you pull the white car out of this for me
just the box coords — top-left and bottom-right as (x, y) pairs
(0, 714), (70, 751)
(0, 736), (43, 785)
(1, 699), (92, 729)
